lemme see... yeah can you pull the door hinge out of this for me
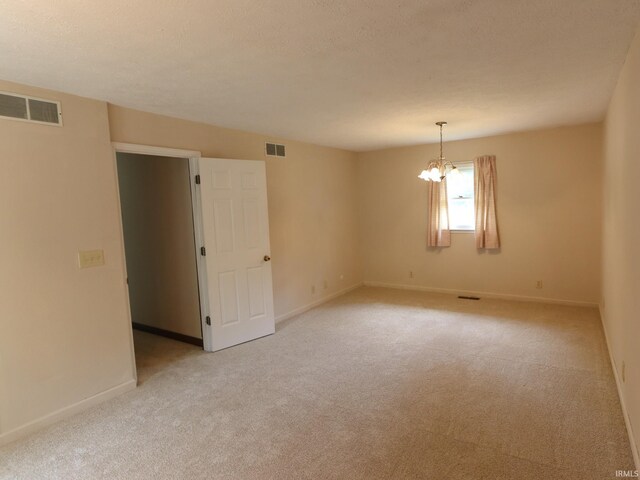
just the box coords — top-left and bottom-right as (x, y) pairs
(195, 174), (201, 185)
(205, 316), (211, 326)
(200, 246), (206, 256)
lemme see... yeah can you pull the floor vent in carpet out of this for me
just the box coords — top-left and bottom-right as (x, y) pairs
(458, 295), (481, 300)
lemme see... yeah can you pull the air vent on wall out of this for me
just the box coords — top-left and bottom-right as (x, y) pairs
(265, 142), (285, 157)
(0, 92), (62, 126)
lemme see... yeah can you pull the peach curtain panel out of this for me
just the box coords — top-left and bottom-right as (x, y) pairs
(427, 179), (451, 247)
(474, 155), (500, 249)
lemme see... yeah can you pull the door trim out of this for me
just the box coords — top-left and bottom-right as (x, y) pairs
(111, 143), (213, 353)
(112, 142), (201, 159)
(188, 156), (213, 351)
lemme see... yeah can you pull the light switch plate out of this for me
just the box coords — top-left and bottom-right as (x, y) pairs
(78, 249), (105, 268)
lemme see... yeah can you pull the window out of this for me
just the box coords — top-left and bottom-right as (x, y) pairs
(447, 162), (474, 231)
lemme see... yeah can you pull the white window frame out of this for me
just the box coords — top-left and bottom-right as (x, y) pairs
(448, 161), (475, 233)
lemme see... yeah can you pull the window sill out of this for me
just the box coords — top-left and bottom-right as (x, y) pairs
(451, 229), (474, 234)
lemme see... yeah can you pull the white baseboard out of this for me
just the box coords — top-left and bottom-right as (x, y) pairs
(362, 281), (598, 308)
(275, 282), (363, 324)
(0, 378), (136, 447)
(599, 305), (639, 469)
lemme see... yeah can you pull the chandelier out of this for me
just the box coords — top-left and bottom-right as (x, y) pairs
(418, 121), (460, 182)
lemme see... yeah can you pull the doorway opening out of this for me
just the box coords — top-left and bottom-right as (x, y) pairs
(115, 150), (205, 375)
(114, 144), (276, 378)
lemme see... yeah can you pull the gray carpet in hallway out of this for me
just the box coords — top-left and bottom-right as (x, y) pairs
(0, 287), (634, 479)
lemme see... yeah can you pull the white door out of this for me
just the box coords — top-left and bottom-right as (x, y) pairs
(198, 158), (275, 351)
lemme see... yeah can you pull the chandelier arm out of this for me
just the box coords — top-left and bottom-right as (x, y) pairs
(418, 121), (450, 182)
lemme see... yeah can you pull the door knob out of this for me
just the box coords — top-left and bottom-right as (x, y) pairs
(264, 255), (271, 262)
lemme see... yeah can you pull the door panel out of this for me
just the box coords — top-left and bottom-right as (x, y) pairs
(213, 199), (234, 253)
(247, 267), (266, 317)
(199, 158), (275, 351)
(243, 200), (260, 249)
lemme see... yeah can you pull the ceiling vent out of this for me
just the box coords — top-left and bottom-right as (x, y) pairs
(0, 92), (62, 126)
(265, 142), (286, 157)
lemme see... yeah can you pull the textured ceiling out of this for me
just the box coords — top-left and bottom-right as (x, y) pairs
(1, 0), (639, 151)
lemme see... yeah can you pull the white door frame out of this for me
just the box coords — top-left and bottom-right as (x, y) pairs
(111, 142), (213, 354)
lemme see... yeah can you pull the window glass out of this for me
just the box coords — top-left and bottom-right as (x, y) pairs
(447, 163), (474, 230)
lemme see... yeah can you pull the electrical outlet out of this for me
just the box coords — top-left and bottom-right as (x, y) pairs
(409, 271), (414, 278)
(622, 361), (626, 383)
(339, 274), (344, 280)
(536, 280), (543, 289)
(78, 249), (105, 268)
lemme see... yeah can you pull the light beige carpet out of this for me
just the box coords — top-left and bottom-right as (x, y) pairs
(0, 287), (634, 479)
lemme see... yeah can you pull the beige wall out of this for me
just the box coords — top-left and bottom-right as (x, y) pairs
(357, 123), (603, 305)
(0, 72), (618, 446)
(0, 81), (135, 439)
(603, 25), (640, 463)
(116, 153), (201, 339)
(0, 83), (362, 443)
(108, 105), (363, 320)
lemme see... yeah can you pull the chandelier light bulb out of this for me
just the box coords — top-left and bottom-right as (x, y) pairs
(419, 121), (458, 182)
